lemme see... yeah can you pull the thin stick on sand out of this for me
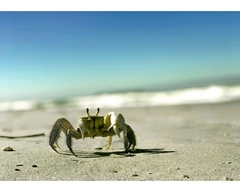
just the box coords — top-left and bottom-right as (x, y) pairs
(0, 133), (45, 139)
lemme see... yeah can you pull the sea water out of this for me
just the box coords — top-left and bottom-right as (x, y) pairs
(1, 85), (240, 112)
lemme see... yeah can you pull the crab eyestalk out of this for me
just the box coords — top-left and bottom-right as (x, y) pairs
(95, 108), (100, 116)
(86, 108), (91, 119)
(94, 108), (100, 132)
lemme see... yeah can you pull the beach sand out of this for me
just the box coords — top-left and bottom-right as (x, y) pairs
(1, 101), (240, 181)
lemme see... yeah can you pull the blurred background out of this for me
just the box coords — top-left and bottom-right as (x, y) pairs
(1, 11), (240, 111)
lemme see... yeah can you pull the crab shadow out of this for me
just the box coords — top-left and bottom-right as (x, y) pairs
(58, 148), (175, 158)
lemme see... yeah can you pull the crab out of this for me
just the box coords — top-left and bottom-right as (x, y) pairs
(49, 108), (136, 156)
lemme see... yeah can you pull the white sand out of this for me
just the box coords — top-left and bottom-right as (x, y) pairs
(1, 102), (240, 181)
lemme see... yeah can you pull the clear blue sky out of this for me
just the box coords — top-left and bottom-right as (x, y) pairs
(1, 12), (240, 101)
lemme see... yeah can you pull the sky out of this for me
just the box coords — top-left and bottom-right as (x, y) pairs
(1, 11), (240, 101)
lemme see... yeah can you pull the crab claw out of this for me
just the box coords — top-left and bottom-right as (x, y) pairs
(112, 125), (120, 138)
(106, 112), (127, 138)
(116, 113), (128, 137)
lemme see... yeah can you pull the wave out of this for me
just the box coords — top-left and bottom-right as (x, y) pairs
(1, 85), (240, 111)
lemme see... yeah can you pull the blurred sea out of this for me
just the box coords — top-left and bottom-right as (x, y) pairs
(1, 84), (240, 112)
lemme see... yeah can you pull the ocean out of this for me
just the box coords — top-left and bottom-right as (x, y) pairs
(1, 84), (240, 112)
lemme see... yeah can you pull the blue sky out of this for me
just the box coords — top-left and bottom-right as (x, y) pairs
(1, 12), (240, 101)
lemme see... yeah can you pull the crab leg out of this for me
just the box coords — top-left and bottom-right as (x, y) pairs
(67, 128), (116, 156)
(49, 118), (71, 152)
(66, 129), (78, 157)
(49, 118), (81, 154)
(105, 136), (113, 150)
(124, 125), (136, 151)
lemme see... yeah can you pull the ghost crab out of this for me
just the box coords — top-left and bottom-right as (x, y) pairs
(49, 108), (136, 156)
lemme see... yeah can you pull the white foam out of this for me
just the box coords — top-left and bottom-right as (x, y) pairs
(1, 85), (240, 111)
(0, 100), (36, 111)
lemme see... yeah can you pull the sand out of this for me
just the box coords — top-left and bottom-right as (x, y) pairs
(1, 101), (240, 181)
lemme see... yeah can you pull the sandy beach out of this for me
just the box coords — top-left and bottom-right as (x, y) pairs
(1, 101), (240, 181)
